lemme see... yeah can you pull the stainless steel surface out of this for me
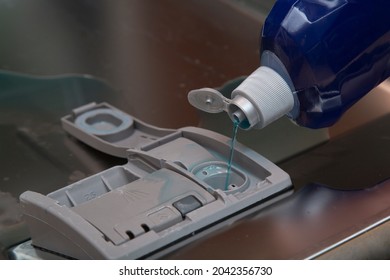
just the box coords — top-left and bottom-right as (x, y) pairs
(316, 221), (390, 260)
(0, 0), (264, 129)
(164, 180), (390, 259)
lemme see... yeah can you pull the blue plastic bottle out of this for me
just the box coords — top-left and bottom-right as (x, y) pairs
(262, 0), (390, 128)
(227, 0), (390, 129)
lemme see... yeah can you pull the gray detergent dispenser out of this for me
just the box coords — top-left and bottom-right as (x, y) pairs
(19, 102), (293, 259)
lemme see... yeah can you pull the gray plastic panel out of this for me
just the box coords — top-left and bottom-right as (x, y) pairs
(20, 102), (293, 259)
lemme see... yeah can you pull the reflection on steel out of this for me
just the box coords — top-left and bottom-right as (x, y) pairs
(164, 180), (390, 259)
(307, 216), (390, 259)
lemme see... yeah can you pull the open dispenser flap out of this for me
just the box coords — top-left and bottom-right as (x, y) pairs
(61, 102), (176, 158)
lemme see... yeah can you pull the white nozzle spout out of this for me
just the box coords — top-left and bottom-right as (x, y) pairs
(228, 66), (294, 129)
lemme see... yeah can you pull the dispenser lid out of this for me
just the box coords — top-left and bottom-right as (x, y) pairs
(61, 102), (176, 158)
(187, 88), (230, 113)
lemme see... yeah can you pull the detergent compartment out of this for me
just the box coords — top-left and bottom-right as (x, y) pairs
(19, 102), (292, 259)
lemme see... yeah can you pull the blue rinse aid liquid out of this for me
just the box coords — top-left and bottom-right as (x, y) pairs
(225, 119), (239, 190)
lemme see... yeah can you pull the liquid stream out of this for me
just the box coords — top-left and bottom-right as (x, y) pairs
(225, 120), (239, 190)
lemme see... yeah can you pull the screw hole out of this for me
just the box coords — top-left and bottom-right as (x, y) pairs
(202, 170), (208, 175)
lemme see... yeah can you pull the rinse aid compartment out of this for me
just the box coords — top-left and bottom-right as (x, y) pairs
(19, 102), (293, 259)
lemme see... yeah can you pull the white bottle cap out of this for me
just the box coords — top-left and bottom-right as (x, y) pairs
(228, 66), (294, 129)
